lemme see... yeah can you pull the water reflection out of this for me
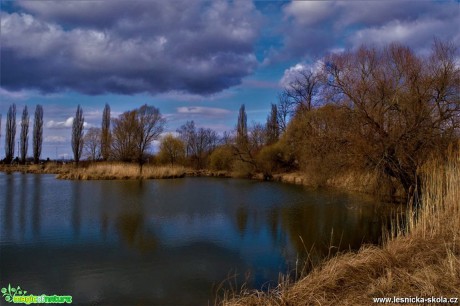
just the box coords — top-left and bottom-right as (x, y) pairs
(72, 182), (81, 237)
(235, 206), (248, 235)
(0, 174), (395, 305)
(19, 174), (27, 238)
(4, 174), (14, 237)
(32, 175), (41, 236)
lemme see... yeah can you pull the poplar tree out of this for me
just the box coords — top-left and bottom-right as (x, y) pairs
(5, 104), (16, 163)
(71, 105), (84, 164)
(20, 106), (29, 163)
(33, 105), (43, 163)
(101, 103), (111, 160)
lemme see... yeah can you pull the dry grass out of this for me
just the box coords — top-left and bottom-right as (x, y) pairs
(56, 162), (187, 180)
(220, 150), (460, 305)
(0, 162), (71, 174)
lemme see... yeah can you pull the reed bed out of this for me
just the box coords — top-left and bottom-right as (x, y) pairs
(220, 150), (460, 305)
(57, 163), (187, 180)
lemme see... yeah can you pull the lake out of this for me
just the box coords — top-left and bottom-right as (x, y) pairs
(0, 173), (392, 305)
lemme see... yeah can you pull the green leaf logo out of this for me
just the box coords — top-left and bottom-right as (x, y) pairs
(2, 284), (27, 303)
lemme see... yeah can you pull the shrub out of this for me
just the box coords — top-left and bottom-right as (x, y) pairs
(209, 145), (234, 171)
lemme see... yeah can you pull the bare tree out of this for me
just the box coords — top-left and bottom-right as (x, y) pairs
(33, 105), (43, 163)
(111, 110), (138, 162)
(249, 122), (266, 151)
(176, 121), (218, 168)
(20, 106), (29, 163)
(277, 92), (293, 134)
(322, 41), (460, 200)
(111, 105), (165, 171)
(5, 104), (16, 163)
(194, 127), (218, 168)
(84, 127), (101, 161)
(101, 103), (111, 161)
(71, 105), (84, 165)
(176, 120), (196, 157)
(284, 68), (321, 111)
(136, 105), (165, 168)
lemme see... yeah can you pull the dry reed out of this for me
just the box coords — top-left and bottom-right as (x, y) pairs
(56, 162), (187, 180)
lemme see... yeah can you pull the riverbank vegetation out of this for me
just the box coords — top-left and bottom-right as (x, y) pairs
(56, 163), (187, 180)
(219, 150), (460, 305)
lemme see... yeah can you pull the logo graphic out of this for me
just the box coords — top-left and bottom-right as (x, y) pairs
(1, 284), (72, 304)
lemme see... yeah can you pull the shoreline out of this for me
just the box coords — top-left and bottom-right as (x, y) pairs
(0, 162), (401, 197)
(0, 162), (403, 202)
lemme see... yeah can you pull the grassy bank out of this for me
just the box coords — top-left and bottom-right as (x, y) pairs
(0, 162), (405, 198)
(220, 152), (460, 305)
(0, 162), (71, 175)
(56, 163), (188, 180)
(0, 162), (189, 179)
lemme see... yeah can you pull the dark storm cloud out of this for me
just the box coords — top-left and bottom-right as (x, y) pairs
(275, 0), (459, 62)
(0, 1), (261, 95)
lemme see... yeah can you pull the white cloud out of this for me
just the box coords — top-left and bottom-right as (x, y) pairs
(44, 135), (66, 143)
(0, 87), (29, 100)
(46, 117), (91, 129)
(46, 117), (73, 129)
(176, 106), (231, 116)
(283, 1), (335, 26)
(280, 60), (323, 87)
(349, 18), (460, 51)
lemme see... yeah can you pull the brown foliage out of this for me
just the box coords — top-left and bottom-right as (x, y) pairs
(284, 41), (459, 196)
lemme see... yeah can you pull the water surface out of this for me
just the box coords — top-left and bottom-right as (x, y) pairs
(0, 173), (390, 305)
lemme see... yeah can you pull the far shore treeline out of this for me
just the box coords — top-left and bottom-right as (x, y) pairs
(1, 41), (459, 202)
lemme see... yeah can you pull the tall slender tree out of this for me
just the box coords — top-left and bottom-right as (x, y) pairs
(101, 103), (111, 160)
(71, 105), (84, 164)
(265, 103), (279, 145)
(33, 105), (43, 163)
(5, 104), (16, 163)
(20, 106), (30, 163)
(233, 104), (258, 169)
(236, 104), (248, 147)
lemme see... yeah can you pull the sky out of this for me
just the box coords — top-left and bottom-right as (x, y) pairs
(1, 0), (459, 159)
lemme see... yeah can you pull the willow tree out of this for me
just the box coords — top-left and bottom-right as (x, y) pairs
(158, 134), (185, 166)
(71, 105), (84, 165)
(33, 105), (43, 163)
(20, 106), (29, 164)
(323, 41), (459, 201)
